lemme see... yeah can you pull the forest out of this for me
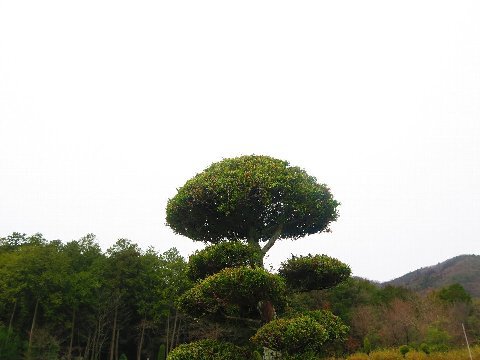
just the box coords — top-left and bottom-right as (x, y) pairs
(0, 232), (478, 360)
(1, 155), (479, 360)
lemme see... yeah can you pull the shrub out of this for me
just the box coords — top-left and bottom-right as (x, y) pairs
(400, 345), (410, 358)
(304, 310), (349, 344)
(347, 353), (370, 360)
(278, 254), (350, 292)
(157, 344), (166, 360)
(0, 326), (23, 360)
(178, 266), (286, 319)
(187, 242), (262, 281)
(251, 315), (327, 355)
(166, 339), (250, 360)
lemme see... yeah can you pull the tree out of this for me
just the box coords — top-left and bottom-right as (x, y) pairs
(166, 155), (339, 257)
(166, 155), (349, 360)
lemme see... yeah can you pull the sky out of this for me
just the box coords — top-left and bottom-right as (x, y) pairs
(1, 1), (479, 282)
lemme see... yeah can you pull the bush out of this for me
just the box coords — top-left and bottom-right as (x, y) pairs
(166, 339), (250, 360)
(0, 326), (23, 360)
(187, 242), (262, 281)
(251, 315), (327, 355)
(400, 345), (410, 357)
(278, 254), (350, 292)
(178, 266), (286, 319)
(304, 310), (349, 344)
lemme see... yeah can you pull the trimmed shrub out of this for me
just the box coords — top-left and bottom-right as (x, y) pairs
(187, 242), (262, 281)
(278, 254), (350, 292)
(303, 310), (349, 344)
(178, 266), (286, 319)
(251, 315), (327, 355)
(166, 339), (250, 360)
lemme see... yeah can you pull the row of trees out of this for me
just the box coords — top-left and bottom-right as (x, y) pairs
(291, 278), (480, 353)
(0, 233), (190, 360)
(0, 233), (478, 359)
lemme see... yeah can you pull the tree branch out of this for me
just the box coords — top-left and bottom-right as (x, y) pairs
(261, 225), (283, 256)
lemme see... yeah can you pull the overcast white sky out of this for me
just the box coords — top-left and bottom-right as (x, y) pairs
(1, 1), (479, 282)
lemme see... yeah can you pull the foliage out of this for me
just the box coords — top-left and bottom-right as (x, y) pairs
(157, 344), (166, 360)
(186, 242), (262, 282)
(166, 155), (339, 244)
(252, 350), (262, 360)
(251, 315), (328, 355)
(437, 283), (472, 304)
(279, 254), (351, 292)
(303, 310), (350, 346)
(399, 345), (410, 357)
(178, 266), (286, 319)
(424, 325), (451, 352)
(0, 326), (23, 360)
(166, 339), (250, 360)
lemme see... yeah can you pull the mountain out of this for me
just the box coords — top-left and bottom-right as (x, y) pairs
(383, 254), (480, 298)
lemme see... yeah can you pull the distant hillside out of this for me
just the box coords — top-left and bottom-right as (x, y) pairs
(383, 254), (480, 298)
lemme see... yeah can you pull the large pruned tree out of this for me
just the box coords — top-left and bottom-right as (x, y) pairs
(166, 155), (350, 360)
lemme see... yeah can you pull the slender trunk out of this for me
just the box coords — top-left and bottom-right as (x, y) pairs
(165, 313), (170, 355)
(28, 299), (40, 354)
(68, 308), (76, 360)
(261, 225), (283, 256)
(170, 310), (178, 351)
(115, 329), (120, 360)
(90, 322), (98, 360)
(137, 317), (146, 360)
(109, 306), (118, 360)
(176, 318), (181, 347)
(8, 300), (17, 333)
(84, 332), (91, 360)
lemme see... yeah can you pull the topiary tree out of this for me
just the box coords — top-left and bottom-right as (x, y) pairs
(166, 155), (339, 258)
(166, 155), (349, 360)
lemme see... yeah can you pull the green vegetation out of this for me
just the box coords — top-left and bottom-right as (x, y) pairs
(166, 155), (339, 254)
(0, 233), (191, 360)
(2, 155), (480, 359)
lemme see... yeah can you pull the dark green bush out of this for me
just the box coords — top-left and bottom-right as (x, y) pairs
(157, 344), (166, 360)
(0, 326), (23, 360)
(251, 315), (327, 355)
(178, 266), (286, 319)
(399, 345), (410, 357)
(187, 242), (262, 281)
(278, 254), (350, 292)
(166, 339), (250, 360)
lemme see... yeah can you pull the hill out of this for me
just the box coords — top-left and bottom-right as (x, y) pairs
(383, 254), (480, 297)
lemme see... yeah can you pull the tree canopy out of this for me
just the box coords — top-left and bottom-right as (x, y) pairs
(166, 155), (339, 255)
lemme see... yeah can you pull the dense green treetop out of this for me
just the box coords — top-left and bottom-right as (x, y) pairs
(166, 155), (339, 255)
(279, 254), (351, 292)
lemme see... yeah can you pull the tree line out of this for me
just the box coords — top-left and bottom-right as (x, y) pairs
(0, 232), (191, 360)
(1, 155), (479, 359)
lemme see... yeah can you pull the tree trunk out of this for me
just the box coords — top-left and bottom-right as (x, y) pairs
(115, 329), (120, 360)
(28, 299), (40, 355)
(261, 225), (283, 256)
(109, 306), (118, 360)
(170, 310), (178, 351)
(165, 313), (170, 355)
(176, 318), (182, 347)
(68, 308), (76, 360)
(137, 317), (146, 360)
(8, 300), (16, 333)
(84, 332), (91, 360)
